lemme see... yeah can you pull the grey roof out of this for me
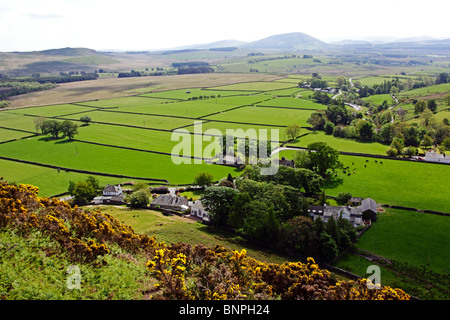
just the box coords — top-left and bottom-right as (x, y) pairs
(103, 184), (121, 193)
(191, 200), (206, 211)
(152, 195), (189, 207)
(360, 198), (377, 213)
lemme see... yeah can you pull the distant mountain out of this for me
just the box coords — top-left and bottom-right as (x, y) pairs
(242, 32), (328, 51)
(20, 47), (99, 56)
(329, 39), (373, 46)
(394, 36), (434, 43)
(192, 39), (248, 50)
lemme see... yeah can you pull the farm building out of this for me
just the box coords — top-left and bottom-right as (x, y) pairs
(308, 197), (377, 227)
(150, 194), (189, 211)
(189, 200), (210, 222)
(424, 151), (450, 164)
(274, 156), (295, 168)
(92, 184), (125, 205)
(360, 197), (377, 221)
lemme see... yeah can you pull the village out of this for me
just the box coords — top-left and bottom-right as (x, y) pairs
(88, 181), (378, 229)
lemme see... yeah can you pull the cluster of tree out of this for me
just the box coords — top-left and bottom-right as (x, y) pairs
(118, 69), (176, 78)
(435, 72), (449, 85)
(34, 118), (78, 140)
(177, 66), (214, 75)
(0, 81), (56, 99)
(292, 142), (343, 177)
(414, 99), (438, 114)
(186, 94), (221, 101)
(0, 100), (10, 108)
(29, 73), (98, 84)
(312, 91), (331, 105)
(248, 55), (299, 64)
(220, 134), (272, 164)
(68, 176), (101, 205)
(171, 62), (210, 68)
(308, 102), (386, 143)
(202, 164), (354, 261)
(118, 70), (144, 78)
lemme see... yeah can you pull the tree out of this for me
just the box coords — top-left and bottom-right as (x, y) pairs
(421, 135), (433, 148)
(193, 171), (214, 186)
(379, 123), (393, 144)
(228, 192), (252, 229)
(324, 121), (335, 135)
(319, 232), (338, 262)
(34, 116), (47, 133)
(129, 189), (149, 208)
(435, 72), (449, 84)
(414, 101), (426, 115)
(41, 119), (62, 138)
(326, 104), (350, 125)
(294, 168), (324, 195)
(386, 147), (398, 157)
(243, 202), (280, 243)
(201, 186), (238, 227)
(357, 120), (374, 141)
(293, 150), (312, 170)
(403, 126), (420, 147)
(85, 175), (101, 193)
(427, 99), (437, 113)
(72, 181), (97, 205)
(306, 142), (343, 177)
(444, 94), (450, 107)
(421, 109), (435, 127)
(285, 123), (301, 141)
(336, 192), (352, 205)
(60, 120), (78, 140)
(80, 115), (92, 125)
(307, 112), (326, 130)
(279, 216), (319, 257)
(390, 138), (404, 154)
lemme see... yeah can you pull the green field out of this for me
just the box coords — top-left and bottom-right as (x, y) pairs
(362, 94), (395, 106)
(257, 96), (328, 110)
(6, 104), (96, 117)
(334, 207), (450, 299)
(0, 128), (35, 142)
(1, 75), (448, 212)
(0, 112), (38, 132)
(139, 88), (260, 100)
(204, 105), (314, 127)
(287, 131), (389, 155)
(0, 137), (239, 186)
(0, 158), (129, 197)
(278, 150), (450, 213)
(209, 81), (296, 91)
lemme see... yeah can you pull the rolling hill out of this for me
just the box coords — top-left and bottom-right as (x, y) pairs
(242, 32), (328, 51)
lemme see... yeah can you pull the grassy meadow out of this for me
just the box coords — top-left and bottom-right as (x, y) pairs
(278, 150), (450, 213)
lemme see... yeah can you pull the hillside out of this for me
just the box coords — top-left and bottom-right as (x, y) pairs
(242, 32), (328, 51)
(0, 180), (410, 300)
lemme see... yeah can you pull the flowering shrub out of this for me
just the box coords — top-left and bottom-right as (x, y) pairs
(0, 180), (410, 300)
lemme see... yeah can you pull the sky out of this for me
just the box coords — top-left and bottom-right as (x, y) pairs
(0, 0), (449, 52)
